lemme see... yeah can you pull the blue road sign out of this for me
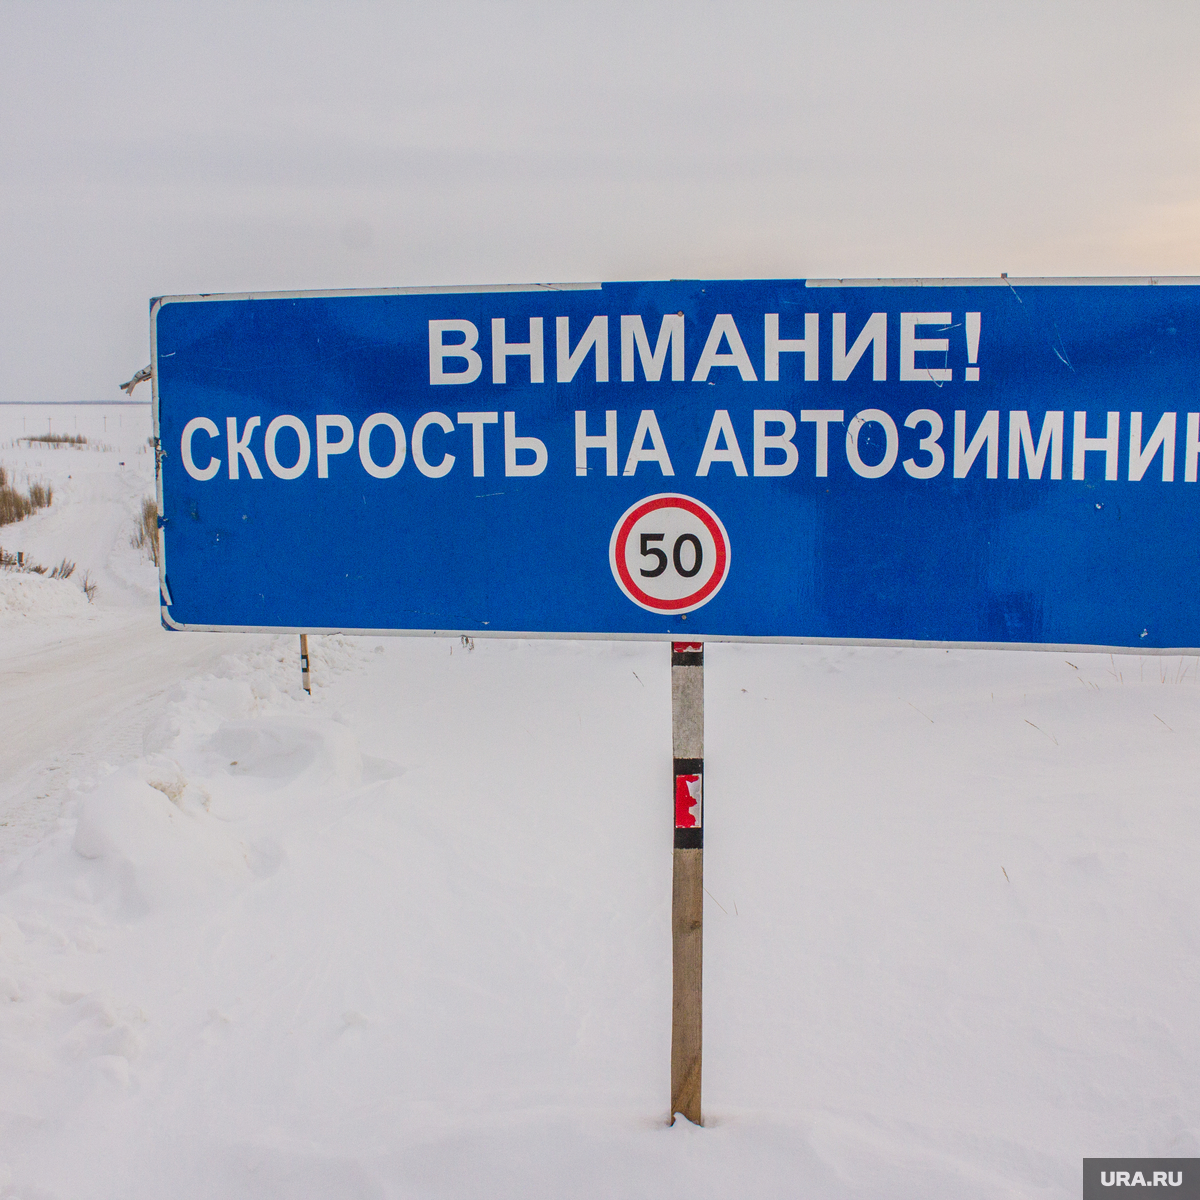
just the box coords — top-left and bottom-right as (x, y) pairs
(152, 277), (1200, 650)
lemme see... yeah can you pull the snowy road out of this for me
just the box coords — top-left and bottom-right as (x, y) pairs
(0, 405), (264, 855)
(0, 609), (260, 856)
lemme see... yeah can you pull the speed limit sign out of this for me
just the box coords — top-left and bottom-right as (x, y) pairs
(609, 494), (731, 614)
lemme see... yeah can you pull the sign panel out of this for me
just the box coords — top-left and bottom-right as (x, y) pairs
(153, 277), (1200, 649)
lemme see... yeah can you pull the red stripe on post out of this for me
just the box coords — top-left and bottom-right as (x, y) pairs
(675, 774), (702, 828)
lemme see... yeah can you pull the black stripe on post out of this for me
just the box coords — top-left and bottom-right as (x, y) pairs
(672, 648), (704, 667)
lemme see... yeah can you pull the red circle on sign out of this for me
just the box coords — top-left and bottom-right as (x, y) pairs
(610, 494), (730, 613)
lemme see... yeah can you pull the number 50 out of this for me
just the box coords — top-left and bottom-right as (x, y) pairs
(639, 532), (703, 579)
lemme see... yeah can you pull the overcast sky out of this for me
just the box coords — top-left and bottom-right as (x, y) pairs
(2, 1), (1199, 402)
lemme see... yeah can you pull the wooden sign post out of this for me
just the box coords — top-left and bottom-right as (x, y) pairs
(671, 640), (704, 1125)
(299, 633), (311, 694)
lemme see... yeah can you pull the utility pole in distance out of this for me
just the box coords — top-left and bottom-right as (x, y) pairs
(671, 640), (704, 1124)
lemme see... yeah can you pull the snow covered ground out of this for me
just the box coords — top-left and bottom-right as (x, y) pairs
(1, 403), (1198, 1198)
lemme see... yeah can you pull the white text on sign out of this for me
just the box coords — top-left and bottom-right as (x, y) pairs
(181, 409), (1190, 485)
(428, 313), (982, 384)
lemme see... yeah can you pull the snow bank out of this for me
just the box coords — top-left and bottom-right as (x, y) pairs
(0, 403), (157, 612)
(72, 759), (255, 915)
(0, 569), (92, 623)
